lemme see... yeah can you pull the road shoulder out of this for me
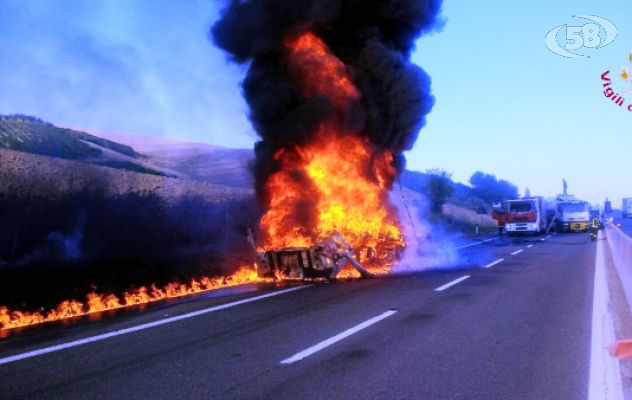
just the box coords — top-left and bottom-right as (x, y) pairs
(603, 232), (632, 399)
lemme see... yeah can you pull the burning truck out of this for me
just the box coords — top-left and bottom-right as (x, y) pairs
(213, 1), (442, 278)
(248, 230), (375, 279)
(248, 229), (403, 280)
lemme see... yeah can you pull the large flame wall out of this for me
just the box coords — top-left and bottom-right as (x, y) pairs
(259, 33), (403, 264)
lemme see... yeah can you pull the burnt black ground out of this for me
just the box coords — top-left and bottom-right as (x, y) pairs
(0, 232), (595, 400)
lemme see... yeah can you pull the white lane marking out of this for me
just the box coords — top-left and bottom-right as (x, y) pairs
(0, 285), (310, 366)
(527, 244), (534, 248)
(434, 275), (470, 292)
(546, 235), (552, 239)
(588, 231), (624, 400)
(511, 249), (524, 256)
(280, 310), (398, 364)
(455, 238), (497, 250)
(483, 258), (505, 269)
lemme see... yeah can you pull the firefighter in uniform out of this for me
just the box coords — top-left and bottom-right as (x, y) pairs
(590, 217), (600, 241)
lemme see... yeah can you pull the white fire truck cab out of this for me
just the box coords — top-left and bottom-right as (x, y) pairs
(505, 198), (547, 236)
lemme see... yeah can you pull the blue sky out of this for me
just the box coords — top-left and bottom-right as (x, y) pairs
(0, 0), (630, 205)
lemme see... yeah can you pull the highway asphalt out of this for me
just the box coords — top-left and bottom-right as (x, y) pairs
(0, 232), (598, 399)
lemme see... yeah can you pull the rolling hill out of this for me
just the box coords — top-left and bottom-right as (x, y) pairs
(0, 115), (170, 176)
(0, 113), (256, 191)
(0, 147), (252, 201)
(95, 132), (254, 188)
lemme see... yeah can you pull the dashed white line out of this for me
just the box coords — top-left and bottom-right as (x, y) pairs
(434, 275), (470, 292)
(511, 249), (524, 256)
(455, 237), (498, 250)
(527, 244), (534, 248)
(0, 285), (311, 366)
(483, 258), (505, 269)
(280, 310), (398, 364)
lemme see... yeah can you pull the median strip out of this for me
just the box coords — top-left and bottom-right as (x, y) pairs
(434, 275), (470, 292)
(483, 258), (505, 269)
(280, 310), (398, 364)
(0, 285), (310, 366)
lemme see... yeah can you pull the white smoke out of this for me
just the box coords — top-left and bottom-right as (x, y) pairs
(390, 186), (460, 272)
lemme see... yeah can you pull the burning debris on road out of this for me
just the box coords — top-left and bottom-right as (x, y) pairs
(248, 229), (392, 280)
(0, 267), (272, 333)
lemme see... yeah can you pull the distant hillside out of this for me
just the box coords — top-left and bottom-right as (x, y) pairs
(0, 148), (252, 201)
(96, 132), (254, 188)
(0, 115), (169, 176)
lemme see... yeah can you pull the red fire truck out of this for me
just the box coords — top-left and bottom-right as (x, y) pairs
(504, 198), (549, 236)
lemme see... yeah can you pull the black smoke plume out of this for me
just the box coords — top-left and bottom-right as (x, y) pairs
(212, 0), (443, 200)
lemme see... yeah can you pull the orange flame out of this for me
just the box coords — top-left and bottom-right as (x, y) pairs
(261, 130), (402, 251)
(0, 266), (270, 332)
(260, 32), (404, 273)
(286, 32), (359, 107)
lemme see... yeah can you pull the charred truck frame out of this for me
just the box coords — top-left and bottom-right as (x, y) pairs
(247, 230), (375, 280)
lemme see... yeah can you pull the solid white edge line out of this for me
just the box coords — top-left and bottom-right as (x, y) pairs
(0, 285), (310, 366)
(434, 275), (470, 292)
(588, 231), (624, 400)
(511, 249), (524, 256)
(483, 258), (505, 269)
(280, 310), (397, 364)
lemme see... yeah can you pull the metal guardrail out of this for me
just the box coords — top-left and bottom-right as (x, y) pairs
(606, 223), (632, 309)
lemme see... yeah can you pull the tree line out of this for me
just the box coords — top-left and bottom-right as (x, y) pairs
(401, 169), (519, 215)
